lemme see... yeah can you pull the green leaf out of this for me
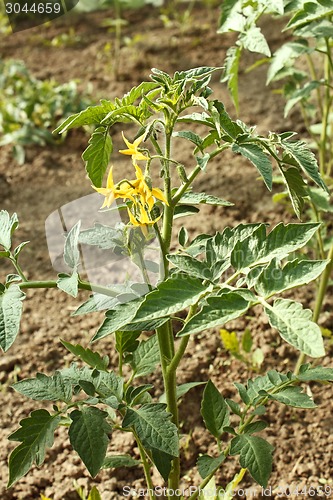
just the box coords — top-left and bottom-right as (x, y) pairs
(130, 335), (160, 378)
(212, 101), (243, 139)
(231, 223), (320, 271)
(265, 298), (325, 357)
(60, 364), (123, 402)
(230, 434), (274, 487)
(218, 0), (245, 33)
(308, 187), (333, 213)
(102, 454), (140, 469)
(268, 386), (316, 408)
(286, 2), (333, 30)
(115, 330), (140, 355)
(226, 399), (242, 417)
(159, 381), (206, 403)
(178, 226), (188, 247)
(92, 298), (143, 342)
(281, 139), (327, 191)
(179, 191), (233, 207)
(60, 340), (109, 371)
(87, 486), (102, 500)
(284, 80), (321, 117)
(178, 292), (250, 337)
(177, 112), (213, 127)
(0, 211), (18, 251)
(242, 328), (253, 353)
(54, 104), (112, 134)
(82, 127), (113, 188)
(72, 293), (119, 315)
(125, 384), (153, 406)
(239, 26), (271, 57)
(173, 130), (203, 150)
(232, 143), (272, 190)
(57, 271), (79, 298)
(201, 380), (229, 438)
(8, 410), (61, 487)
(174, 204), (200, 219)
(246, 370), (290, 403)
(267, 41), (312, 84)
(130, 274), (212, 323)
(197, 453), (225, 479)
(122, 404), (179, 457)
(192, 223), (261, 261)
(0, 284), (25, 352)
(280, 166), (308, 218)
(221, 46), (242, 112)
(12, 372), (71, 402)
(151, 448), (174, 481)
(234, 382), (251, 405)
(78, 223), (125, 250)
(196, 153), (210, 171)
(167, 254), (212, 280)
(250, 259), (328, 297)
(13, 241), (30, 259)
(69, 407), (111, 477)
(63, 221), (81, 270)
(242, 421), (267, 434)
(296, 364), (333, 382)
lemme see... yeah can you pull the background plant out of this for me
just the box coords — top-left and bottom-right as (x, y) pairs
(219, 0), (333, 370)
(0, 58), (90, 164)
(1, 67), (332, 499)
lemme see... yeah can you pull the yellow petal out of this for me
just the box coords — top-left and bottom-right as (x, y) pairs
(121, 131), (132, 150)
(127, 208), (140, 226)
(134, 164), (144, 179)
(151, 187), (169, 205)
(106, 166), (115, 189)
(91, 185), (110, 196)
(133, 133), (145, 147)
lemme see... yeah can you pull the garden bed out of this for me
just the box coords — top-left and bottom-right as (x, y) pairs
(0, 4), (333, 499)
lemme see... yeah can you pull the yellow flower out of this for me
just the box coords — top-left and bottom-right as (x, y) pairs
(92, 167), (135, 208)
(119, 132), (149, 162)
(131, 164), (168, 209)
(93, 162), (168, 236)
(127, 201), (162, 237)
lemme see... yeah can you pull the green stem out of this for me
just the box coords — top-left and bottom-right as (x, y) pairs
(134, 433), (157, 500)
(187, 446), (231, 500)
(172, 147), (227, 205)
(18, 279), (119, 297)
(9, 256), (28, 282)
(306, 53), (323, 116)
(294, 243), (333, 375)
(310, 201), (325, 260)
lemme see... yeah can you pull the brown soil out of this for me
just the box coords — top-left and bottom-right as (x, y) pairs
(1, 4), (333, 500)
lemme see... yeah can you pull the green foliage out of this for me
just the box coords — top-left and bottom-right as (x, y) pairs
(0, 59), (90, 164)
(8, 410), (61, 487)
(201, 381), (230, 438)
(264, 298), (324, 357)
(219, 0), (333, 183)
(1, 66), (331, 496)
(69, 407), (112, 477)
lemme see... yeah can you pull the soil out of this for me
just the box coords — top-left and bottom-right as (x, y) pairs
(1, 3), (333, 500)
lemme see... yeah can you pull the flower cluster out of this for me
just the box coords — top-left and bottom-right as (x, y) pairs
(93, 133), (167, 235)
